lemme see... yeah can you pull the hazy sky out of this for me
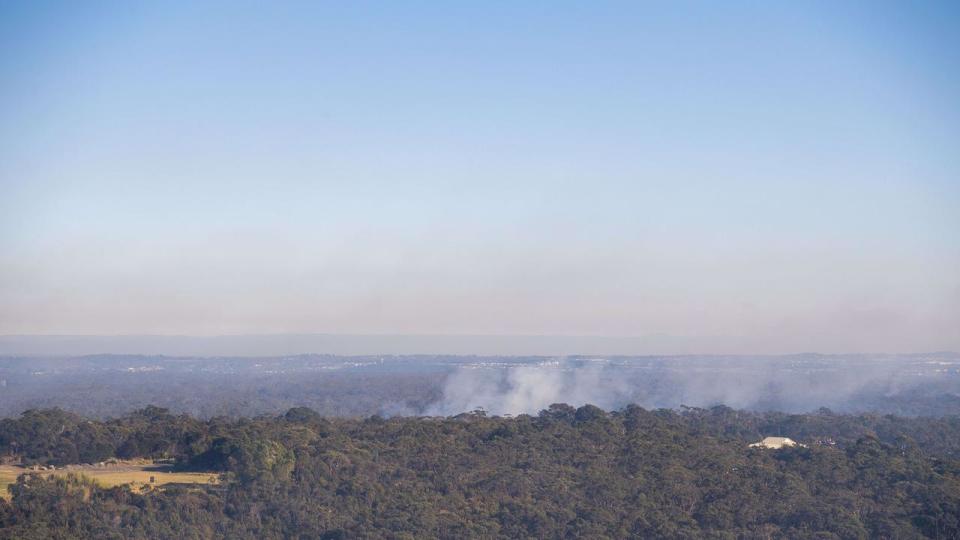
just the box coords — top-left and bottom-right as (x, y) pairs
(1, 1), (958, 353)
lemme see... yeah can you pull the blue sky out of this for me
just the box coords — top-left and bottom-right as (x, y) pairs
(1, 1), (958, 352)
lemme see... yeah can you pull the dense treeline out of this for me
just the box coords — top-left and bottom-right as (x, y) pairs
(0, 405), (959, 538)
(3, 405), (959, 467)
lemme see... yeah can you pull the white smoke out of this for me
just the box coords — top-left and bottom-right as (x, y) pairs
(426, 356), (950, 416)
(427, 361), (632, 416)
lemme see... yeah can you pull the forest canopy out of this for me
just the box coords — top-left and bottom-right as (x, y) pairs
(0, 404), (959, 539)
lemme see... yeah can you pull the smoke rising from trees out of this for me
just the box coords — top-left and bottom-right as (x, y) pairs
(427, 356), (956, 416)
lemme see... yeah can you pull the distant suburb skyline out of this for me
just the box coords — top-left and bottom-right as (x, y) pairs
(1, 1), (958, 353)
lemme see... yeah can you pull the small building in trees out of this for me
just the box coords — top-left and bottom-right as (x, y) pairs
(749, 436), (803, 449)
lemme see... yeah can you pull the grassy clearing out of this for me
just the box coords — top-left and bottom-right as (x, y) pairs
(0, 464), (219, 499)
(0, 468), (20, 499)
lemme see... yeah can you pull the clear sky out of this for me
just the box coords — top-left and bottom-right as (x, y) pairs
(1, 1), (958, 353)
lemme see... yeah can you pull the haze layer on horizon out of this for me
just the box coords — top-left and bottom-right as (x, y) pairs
(0, 334), (956, 358)
(1, 2), (958, 353)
